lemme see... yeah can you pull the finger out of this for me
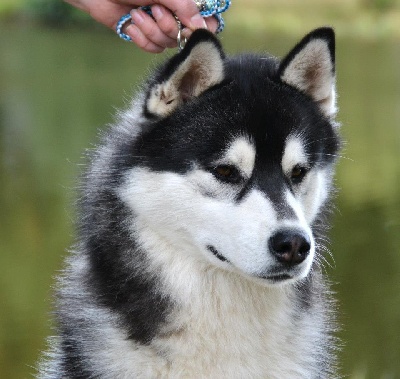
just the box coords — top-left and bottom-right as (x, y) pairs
(151, 5), (179, 40)
(182, 16), (218, 40)
(112, 0), (207, 31)
(130, 8), (176, 48)
(205, 16), (218, 33)
(126, 24), (165, 53)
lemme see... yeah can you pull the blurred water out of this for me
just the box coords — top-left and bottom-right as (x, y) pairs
(0, 24), (399, 378)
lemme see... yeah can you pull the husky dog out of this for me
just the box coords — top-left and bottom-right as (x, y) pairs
(39, 27), (341, 378)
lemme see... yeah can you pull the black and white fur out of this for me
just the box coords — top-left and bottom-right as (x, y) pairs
(39, 28), (341, 378)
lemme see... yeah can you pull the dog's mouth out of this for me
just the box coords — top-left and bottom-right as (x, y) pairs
(261, 274), (293, 282)
(258, 265), (300, 282)
(207, 246), (300, 283)
(207, 245), (229, 263)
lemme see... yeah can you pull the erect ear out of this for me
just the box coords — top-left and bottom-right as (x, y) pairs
(278, 27), (336, 118)
(145, 29), (225, 118)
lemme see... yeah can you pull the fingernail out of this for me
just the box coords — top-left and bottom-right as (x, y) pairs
(152, 5), (163, 20)
(131, 9), (144, 25)
(190, 14), (207, 30)
(126, 24), (139, 39)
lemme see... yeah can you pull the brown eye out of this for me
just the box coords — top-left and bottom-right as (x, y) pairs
(216, 166), (233, 177)
(290, 165), (308, 184)
(212, 165), (242, 184)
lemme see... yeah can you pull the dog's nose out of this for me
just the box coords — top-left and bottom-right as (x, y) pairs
(269, 229), (311, 265)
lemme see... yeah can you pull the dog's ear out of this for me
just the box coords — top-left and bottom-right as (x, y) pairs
(145, 29), (225, 118)
(278, 27), (336, 118)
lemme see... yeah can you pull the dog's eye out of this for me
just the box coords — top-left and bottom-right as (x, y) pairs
(212, 165), (242, 184)
(290, 165), (308, 184)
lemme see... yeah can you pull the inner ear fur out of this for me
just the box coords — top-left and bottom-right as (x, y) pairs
(278, 27), (337, 118)
(146, 30), (225, 118)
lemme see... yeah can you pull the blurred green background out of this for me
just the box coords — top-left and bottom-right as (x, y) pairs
(0, 0), (399, 378)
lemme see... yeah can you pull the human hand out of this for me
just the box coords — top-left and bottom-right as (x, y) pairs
(65, 0), (218, 53)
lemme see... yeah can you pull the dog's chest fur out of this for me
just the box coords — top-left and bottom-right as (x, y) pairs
(151, 277), (319, 378)
(96, 265), (325, 379)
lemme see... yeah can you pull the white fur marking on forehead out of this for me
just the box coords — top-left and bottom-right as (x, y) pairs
(282, 136), (307, 174)
(218, 137), (255, 177)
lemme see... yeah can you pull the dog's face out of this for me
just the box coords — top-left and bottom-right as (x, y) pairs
(118, 29), (340, 285)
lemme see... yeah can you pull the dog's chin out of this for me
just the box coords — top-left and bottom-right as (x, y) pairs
(231, 269), (307, 288)
(206, 246), (309, 286)
(257, 273), (299, 286)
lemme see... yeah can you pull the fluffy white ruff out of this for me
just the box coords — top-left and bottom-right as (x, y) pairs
(60, 250), (328, 379)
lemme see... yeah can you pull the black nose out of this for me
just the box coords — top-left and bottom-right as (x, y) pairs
(269, 229), (311, 265)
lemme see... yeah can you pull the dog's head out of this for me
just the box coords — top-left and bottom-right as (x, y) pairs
(117, 28), (340, 285)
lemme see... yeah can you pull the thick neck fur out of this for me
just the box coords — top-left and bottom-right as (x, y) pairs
(128, 221), (332, 379)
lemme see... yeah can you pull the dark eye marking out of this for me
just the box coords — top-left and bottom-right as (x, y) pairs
(210, 165), (243, 184)
(290, 164), (309, 184)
